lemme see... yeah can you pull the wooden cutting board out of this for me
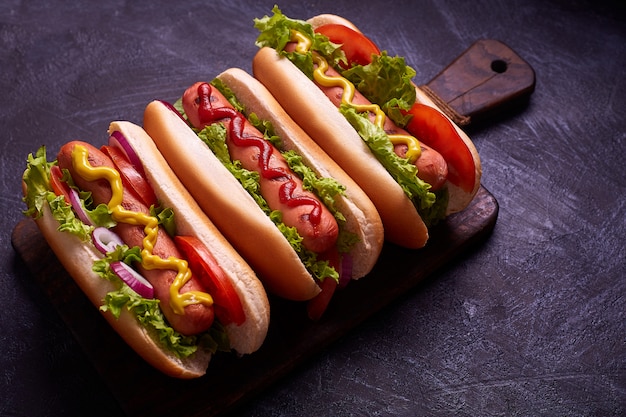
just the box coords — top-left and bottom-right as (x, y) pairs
(12, 185), (498, 416)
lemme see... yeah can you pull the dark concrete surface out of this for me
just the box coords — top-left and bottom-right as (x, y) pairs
(1, 0), (624, 416)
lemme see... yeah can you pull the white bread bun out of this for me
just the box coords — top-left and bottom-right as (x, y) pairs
(306, 13), (482, 215)
(253, 46), (429, 248)
(306, 14), (361, 33)
(143, 100), (321, 301)
(215, 68), (384, 279)
(26, 122), (270, 379)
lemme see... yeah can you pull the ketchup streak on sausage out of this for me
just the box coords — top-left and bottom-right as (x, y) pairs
(196, 83), (323, 227)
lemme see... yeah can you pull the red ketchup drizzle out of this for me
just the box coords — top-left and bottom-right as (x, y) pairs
(196, 83), (322, 227)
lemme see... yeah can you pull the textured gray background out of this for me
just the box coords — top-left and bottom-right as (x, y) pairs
(1, 0), (624, 416)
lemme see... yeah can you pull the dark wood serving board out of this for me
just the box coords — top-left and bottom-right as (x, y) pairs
(12, 186), (498, 417)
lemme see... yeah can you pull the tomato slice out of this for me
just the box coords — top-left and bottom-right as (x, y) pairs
(174, 235), (246, 326)
(100, 145), (159, 208)
(403, 103), (476, 193)
(49, 165), (73, 201)
(315, 24), (380, 68)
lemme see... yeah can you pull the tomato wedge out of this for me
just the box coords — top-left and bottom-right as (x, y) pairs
(403, 103), (476, 193)
(174, 235), (246, 326)
(306, 248), (341, 320)
(315, 23), (380, 68)
(49, 165), (73, 201)
(100, 145), (159, 208)
(307, 277), (338, 321)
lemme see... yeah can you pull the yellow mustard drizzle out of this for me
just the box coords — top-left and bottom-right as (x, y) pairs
(291, 30), (421, 163)
(71, 145), (213, 315)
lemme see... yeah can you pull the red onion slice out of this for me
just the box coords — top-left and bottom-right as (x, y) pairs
(159, 100), (188, 123)
(109, 131), (145, 176)
(338, 253), (353, 289)
(110, 261), (154, 299)
(92, 227), (124, 254)
(68, 187), (93, 226)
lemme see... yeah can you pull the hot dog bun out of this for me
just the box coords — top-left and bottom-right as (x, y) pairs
(23, 122), (270, 378)
(308, 14), (482, 215)
(254, 46), (429, 248)
(144, 100), (320, 301)
(252, 12), (482, 249)
(110, 122), (269, 355)
(143, 70), (384, 301)
(215, 68), (383, 280)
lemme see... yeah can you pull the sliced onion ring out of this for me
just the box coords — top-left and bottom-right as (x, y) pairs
(110, 261), (154, 299)
(109, 131), (145, 176)
(92, 227), (124, 254)
(68, 187), (93, 226)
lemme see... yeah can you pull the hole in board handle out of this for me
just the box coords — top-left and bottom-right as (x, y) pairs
(491, 59), (508, 73)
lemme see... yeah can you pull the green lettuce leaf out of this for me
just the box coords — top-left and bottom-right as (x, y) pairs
(282, 150), (346, 222)
(151, 205), (177, 237)
(339, 105), (447, 225)
(211, 78), (245, 113)
(254, 5), (347, 78)
(47, 195), (93, 240)
(342, 52), (417, 127)
(22, 146), (94, 240)
(94, 246), (228, 358)
(22, 146), (53, 219)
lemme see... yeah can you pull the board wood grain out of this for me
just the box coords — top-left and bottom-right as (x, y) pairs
(11, 186), (498, 417)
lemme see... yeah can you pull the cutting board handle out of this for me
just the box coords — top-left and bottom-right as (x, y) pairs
(421, 39), (535, 126)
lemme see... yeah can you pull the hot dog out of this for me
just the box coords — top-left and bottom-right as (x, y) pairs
(143, 68), (384, 319)
(252, 7), (482, 249)
(22, 121), (270, 378)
